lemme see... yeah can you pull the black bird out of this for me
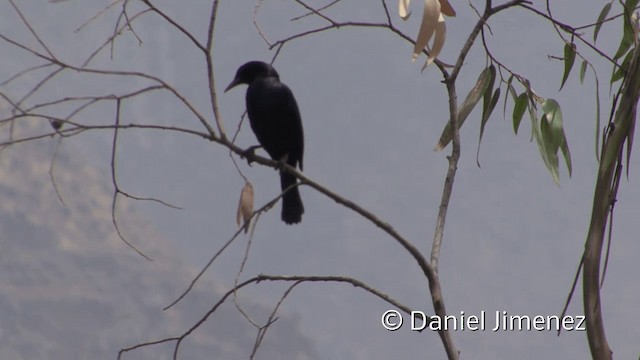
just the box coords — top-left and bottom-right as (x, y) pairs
(225, 61), (305, 225)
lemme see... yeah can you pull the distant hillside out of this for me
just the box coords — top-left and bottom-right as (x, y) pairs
(0, 119), (317, 360)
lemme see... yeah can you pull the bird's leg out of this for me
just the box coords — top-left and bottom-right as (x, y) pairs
(277, 153), (289, 171)
(240, 145), (262, 166)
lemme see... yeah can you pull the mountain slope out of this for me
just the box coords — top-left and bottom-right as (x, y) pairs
(0, 119), (318, 360)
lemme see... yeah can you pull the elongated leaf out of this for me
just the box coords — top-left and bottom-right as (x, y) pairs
(540, 99), (571, 180)
(524, 80), (538, 142)
(399, 0), (412, 20)
(482, 66), (497, 120)
(236, 182), (254, 233)
(487, 87), (501, 122)
(542, 99), (564, 154)
(579, 60), (588, 84)
(504, 74), (515, 118)
(593, 2), (612, 42)
(560, 43), (576, 90)
(538, 115), (561, 184)
(513, 93), (528, 134)
(613, 5), (636, 60)
(477, 87), (501, 166)
(412, 0), (441, 61)
(611, 49), (634, 83)
(540, 115), (555, 156)
(422, 13), (446, 69)
(435, 65), (494, 150)
(523, 87), (563, 183)
(626, 0), (640, 15)
(561, 131), (573, 177)
(438, 0), (456, 16)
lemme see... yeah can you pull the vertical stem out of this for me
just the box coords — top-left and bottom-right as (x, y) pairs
(206, 0), (227, 140)
(583, 42), (640, 360)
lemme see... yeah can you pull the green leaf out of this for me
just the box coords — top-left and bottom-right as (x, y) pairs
(503, 74), (515, 118)
(561, 132), (573, 178)
(626, 0), (640, 14)
(540, 114), (554, 154)
(512, 93), (528, 134)
(435, 65), (495, 151)
(542, 99), (564, 154)
(477, 87), (501, 166)
(525, 82), (538, 142)
(482, 66), (497, 121)
(611, 49), (634, 83)
(560, 43), (576, 90)
(540, 99), (571, 181)
(613, 3), (636, 60)
(488, 88), (501, 121)
(593, 2), (612, 43)
(538, 115), (561, 184)
(579, 60), (588, 84)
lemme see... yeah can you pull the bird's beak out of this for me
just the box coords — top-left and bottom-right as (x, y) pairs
(224, 78), (240, 93)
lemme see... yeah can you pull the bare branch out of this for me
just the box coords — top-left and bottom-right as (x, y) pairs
(109, 99), (153, 260)
(163, 193), (282, 310)
(291, 0), (337, 26)
(291, 0), (342, 22)
(122, 274), (413, 359)
(519, 3), (619, 68)
(8, 0), (56, 59)
(141, 0), (206, 52)
(205, 0), (227, 139)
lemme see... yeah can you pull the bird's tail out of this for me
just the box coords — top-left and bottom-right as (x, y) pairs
(280, 170), (304, 224)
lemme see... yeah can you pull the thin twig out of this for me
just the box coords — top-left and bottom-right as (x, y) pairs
(48, 136), (67, 206)
(291, 0), (337, 26)
(8, 0), (56, 59)
(291, 0), (342, 21)
(519, 3), (619, 68)
(163, 194), (282, 310)
(122, 274), (414, 359)
(205, 0), (226, 139)
(74, 0), (123, 33)
(109, 99), (153, 260)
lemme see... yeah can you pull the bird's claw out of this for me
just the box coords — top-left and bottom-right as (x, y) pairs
(240, 145), (261, 166)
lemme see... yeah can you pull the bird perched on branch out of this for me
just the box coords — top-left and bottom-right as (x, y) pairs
(225, 61), (305, 225)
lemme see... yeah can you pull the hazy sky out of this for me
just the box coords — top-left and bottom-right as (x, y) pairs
(2, 0), (639, 359)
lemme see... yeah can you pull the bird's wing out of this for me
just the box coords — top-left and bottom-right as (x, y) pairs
(246, 79), (304, 170)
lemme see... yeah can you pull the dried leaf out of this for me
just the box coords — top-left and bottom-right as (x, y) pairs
(399, 0), (412, 20)
(236, 182), (254, 233)
(412, 0), (441, 62)
(438, 0), (456, 16)
(422, 13), (446, 70)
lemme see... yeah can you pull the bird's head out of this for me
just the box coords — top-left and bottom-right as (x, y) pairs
(224, 61), (280, 92)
